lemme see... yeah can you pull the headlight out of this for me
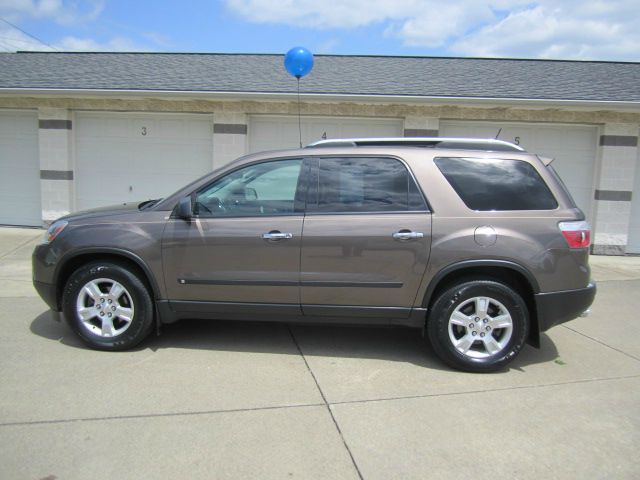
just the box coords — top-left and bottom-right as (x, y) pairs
(44, 220), (68, 244)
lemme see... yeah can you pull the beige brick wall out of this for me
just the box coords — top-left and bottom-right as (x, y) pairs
(2, 95), (640, 124)
(37, 107), (74, 221)
(403, 116), (439, 136)
(592, 123), (640, 254)
(213, 112), (248, 169)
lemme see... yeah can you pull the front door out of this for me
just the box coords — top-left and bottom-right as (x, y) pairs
(162, 158), (305, 313)
(300, 156), (432, 317)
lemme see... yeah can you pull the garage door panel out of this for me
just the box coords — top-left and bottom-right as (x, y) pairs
(157, 146), (210, 171)
(75, 113), (213, 210)
(162, 119), (211, 139)
(440, 121), (597, 221)
(2, 115), (34, 137)
(249, 116), (403, 152)
(556, 164), (592, 185)
(0, 111), (41, 226)
(442, 124), (497, 138)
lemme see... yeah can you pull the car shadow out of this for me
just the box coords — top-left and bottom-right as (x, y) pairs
(30, 310), (559, 372)
(30, 310), (88, 349)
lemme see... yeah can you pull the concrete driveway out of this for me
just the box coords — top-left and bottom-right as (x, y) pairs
(1, 227), (638, 479)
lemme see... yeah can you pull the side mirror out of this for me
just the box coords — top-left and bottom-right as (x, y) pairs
(176, 196), (193, 220)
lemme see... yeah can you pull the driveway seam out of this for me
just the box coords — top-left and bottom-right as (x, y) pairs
(594, 278), (640, 283)
(287, 324), (365, 480)
(0, 402), (326, 428)
(561, 324), (640, 362)
(327, 373), (640, 407)
(3, 374), (638, 429)
(0, 236), (40, 260)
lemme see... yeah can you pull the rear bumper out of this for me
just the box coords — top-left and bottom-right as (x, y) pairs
(535, 282), (596, 332)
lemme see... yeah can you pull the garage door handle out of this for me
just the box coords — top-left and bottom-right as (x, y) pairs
(262, 231), (293, 241)
(393, 230), (424, 241)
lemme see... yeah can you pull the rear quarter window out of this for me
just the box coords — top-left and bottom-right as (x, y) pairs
(434, 157), (558, 211)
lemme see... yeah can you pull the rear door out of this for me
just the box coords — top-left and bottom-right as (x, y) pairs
(300, 156), (432, 318)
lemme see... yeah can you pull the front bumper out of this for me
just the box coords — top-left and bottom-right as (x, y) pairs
(33, 280), (58, 311)
(535, 282), (596, 332)
(32, 242), (60, 312)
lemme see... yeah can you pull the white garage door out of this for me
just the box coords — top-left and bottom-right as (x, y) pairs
(440, 121), (598, 221)
(249, 115), (403, 152)
(627, 147), (640, 254)
(0, 110), (41, 226)
(75, 113), (213, 210)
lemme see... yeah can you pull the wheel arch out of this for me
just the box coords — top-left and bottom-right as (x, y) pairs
(54, 248), (161, 311)
(422, 260), (541, 347)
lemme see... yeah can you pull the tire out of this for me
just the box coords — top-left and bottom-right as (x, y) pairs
(62, 261), (154, 351)
(427, 280), (529, 373)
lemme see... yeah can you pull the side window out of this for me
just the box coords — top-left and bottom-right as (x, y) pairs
(434, 157), (558, 211)
(194, 159), (303, 217)
(311, 157), (427, 213)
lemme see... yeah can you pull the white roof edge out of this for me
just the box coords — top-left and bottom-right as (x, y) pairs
(1, 87), (640, 109)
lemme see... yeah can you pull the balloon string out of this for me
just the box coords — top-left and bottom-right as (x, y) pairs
(297, 77), (302, 148)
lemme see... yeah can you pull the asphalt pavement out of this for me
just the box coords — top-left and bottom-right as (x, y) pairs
(0, 227), (638, 479)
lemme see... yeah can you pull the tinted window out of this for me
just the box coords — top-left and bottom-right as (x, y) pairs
(435, 157), (558, 211)
(311, 157), (427, 213)
(194, 159), (303, 217)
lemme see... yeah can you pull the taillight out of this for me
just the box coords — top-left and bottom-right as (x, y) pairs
(558, 221), (591, 249)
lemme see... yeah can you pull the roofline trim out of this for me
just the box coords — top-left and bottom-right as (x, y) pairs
(11, 51), (640, 65)
(1, 87), (639, 109)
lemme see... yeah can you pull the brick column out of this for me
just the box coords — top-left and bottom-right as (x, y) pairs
(38, 108), (74, 223)
(591, 123), (639, 255)
(403, 116), (439, 137)
(213, 113), (248, 169)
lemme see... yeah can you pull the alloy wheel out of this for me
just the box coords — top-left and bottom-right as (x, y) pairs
(448, 296), (514, 359)
(75, 278), (135, 338)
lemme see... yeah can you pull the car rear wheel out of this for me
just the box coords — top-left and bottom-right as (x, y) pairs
(62, 261), (154, 350)
(427, 280), (529, 372)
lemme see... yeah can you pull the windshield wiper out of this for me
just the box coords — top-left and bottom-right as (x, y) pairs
(139, 199), (162, 210)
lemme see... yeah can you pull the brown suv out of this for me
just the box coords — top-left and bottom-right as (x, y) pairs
(33, 137), (596, 372)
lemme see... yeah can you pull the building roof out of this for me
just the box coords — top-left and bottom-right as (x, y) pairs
(1, 52), (639, 103)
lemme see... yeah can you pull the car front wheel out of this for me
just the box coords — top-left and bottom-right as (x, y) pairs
(427, 280), (529, 372)
(62, 261), (154, 350)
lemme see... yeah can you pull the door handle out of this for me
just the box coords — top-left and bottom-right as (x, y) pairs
(262, 231), (293, 241)
(392, 230), (424, 241)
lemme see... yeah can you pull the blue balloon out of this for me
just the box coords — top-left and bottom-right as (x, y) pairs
(284, 47), (314, 78)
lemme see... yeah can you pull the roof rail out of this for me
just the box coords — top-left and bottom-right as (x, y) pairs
(305, 137), (525, 152)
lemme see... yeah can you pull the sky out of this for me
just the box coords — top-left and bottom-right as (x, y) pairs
(0, 0), (638, 61)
